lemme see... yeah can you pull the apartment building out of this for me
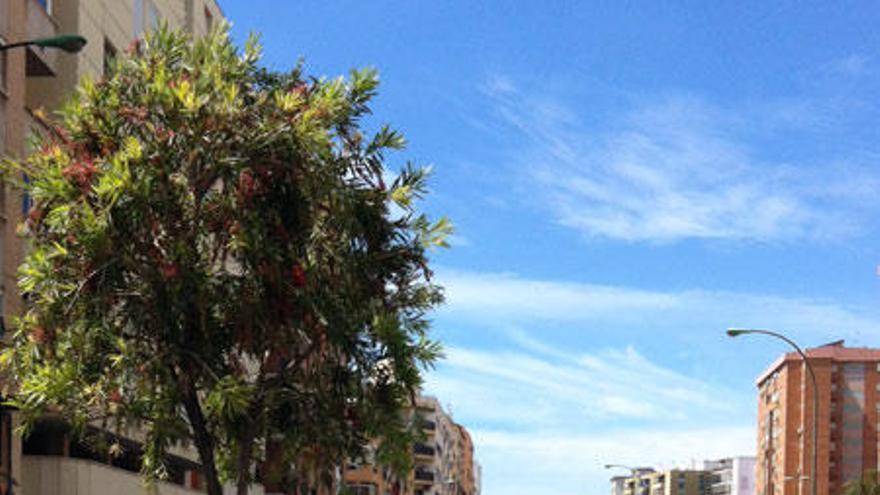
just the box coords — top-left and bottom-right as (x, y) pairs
(756, 341), (880, 495)
(702, 457), (756, 495)
(1, 1), (223, 493)
(620, 469), (713, 495)
(610, 468), (654, 495)
(342, 396), (480, 495)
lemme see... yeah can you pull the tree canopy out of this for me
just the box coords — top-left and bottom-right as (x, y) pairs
(1, 24), (448, 495)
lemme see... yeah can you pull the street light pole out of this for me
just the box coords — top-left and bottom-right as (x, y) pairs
(0, 34), (87, 53)
(727, 328), (818, 495)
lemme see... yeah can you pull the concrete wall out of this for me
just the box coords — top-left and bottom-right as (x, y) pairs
(22, 455), (265, 495)
(22, 456), (201, 495)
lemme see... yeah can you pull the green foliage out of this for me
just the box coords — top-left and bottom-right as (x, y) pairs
(1, 23), (448, 495)
(845, 472), (880, 495)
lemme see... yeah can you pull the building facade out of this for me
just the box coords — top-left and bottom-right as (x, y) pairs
(619, 469), (713, 495)
(756, 341), (880, 495)
(703, 457), (756, 495)
(1, 1), (223, 493)
(342, 396), (480, 495)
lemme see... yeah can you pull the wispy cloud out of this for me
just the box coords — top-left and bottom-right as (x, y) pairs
(470, 427), (755, 495)
(439, 269), (880, 341)
(430, 269), (880, 492)
(483, 79), (880, 243)
(429, 342), (735, 427)
(824, 54), (872, 78)
(423, 326), (755, 495)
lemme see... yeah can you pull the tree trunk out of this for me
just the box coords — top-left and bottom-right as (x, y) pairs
(235, 427), (254, 495)
(179, 374), (225, 495)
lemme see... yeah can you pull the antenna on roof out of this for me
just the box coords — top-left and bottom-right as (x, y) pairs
(819, 339), (845, 348)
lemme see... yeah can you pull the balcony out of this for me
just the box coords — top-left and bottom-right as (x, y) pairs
(25, 0), (60, 77)
(414, 468), (435, 484)
(423, 420), (437, 432)
(414, 443), (435, 458)
(22, 456), (204, 495)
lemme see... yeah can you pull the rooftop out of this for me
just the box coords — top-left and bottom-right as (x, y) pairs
(756, 340), (880, 385)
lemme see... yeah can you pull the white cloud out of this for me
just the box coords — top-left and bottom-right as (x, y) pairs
(484, 81), (880, 243)
(471, 427), (755, 495)
(430, 343), (731, 426)
(423, 328), (755, 495)
(438, 269), (880, 341)
(824, 54), (872, 78)
(430, 269), (880, 493)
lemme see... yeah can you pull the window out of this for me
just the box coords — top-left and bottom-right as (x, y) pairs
(204, 5), (214, 32)
(0, 36), (6, 94)
(147, 1), (160, 30)
(103, 38), (117, 77)
(36, 0), (53, 15)
(348, 484), (376, 495)
(133, 0), (144, 38)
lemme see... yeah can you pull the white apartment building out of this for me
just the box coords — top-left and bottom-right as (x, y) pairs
(703, 457), (756, 495)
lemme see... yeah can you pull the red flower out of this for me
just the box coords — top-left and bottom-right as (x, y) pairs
(126, 39), (141, 55)
(27, 207), (44, 226)
(62, 157), (98, 193)
(109, 388), (123, 403)
(238, 170), (256, 202)
(30, 326), (51, 345)
(291, 263), (306, 288)
(160, 262), (179, 280)
(290, 83), (308, 97)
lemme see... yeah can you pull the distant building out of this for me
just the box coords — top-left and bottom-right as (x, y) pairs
(703, 457), (756, 495)
(342, 395), (479, 495)
(755, 341), (880, 495)
(611, 475), (630, 495)
(608, 468), (654, 495)
(614, 468), (712, 495)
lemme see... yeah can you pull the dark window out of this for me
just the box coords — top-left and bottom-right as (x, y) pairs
(103, 38), (117, 78)
(22, 420), (68, 455)
(204, 5), (214, 32)
(0, 37), (7, 93)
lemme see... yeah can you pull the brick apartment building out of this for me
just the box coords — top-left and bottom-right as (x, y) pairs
(756, 341), (880, 495)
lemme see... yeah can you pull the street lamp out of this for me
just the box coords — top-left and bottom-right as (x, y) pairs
(0, 34), (87, 53)
(726, 328), (817, 495)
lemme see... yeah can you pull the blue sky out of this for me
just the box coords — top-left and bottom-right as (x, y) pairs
(223, 2), (880, 494)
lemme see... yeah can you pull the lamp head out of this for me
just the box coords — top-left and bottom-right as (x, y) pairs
(33, 34), (87, 53)
(726, 328), (749, 337)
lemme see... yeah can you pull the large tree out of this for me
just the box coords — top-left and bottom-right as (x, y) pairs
(1, 25), (448, 495)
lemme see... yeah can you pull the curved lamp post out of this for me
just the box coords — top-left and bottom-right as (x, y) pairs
(727, 328), (817, 495)
(0, 34), (87, 53)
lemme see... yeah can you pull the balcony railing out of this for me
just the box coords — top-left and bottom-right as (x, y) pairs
(414, 443), (435, 457)
(414, 469), (435, 483)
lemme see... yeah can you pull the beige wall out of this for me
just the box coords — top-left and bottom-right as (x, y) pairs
(3, 2), (226, 494)
(22, 456), (265, 495)
(26, 0), (223, 112)
(23, 456), (202, 495)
